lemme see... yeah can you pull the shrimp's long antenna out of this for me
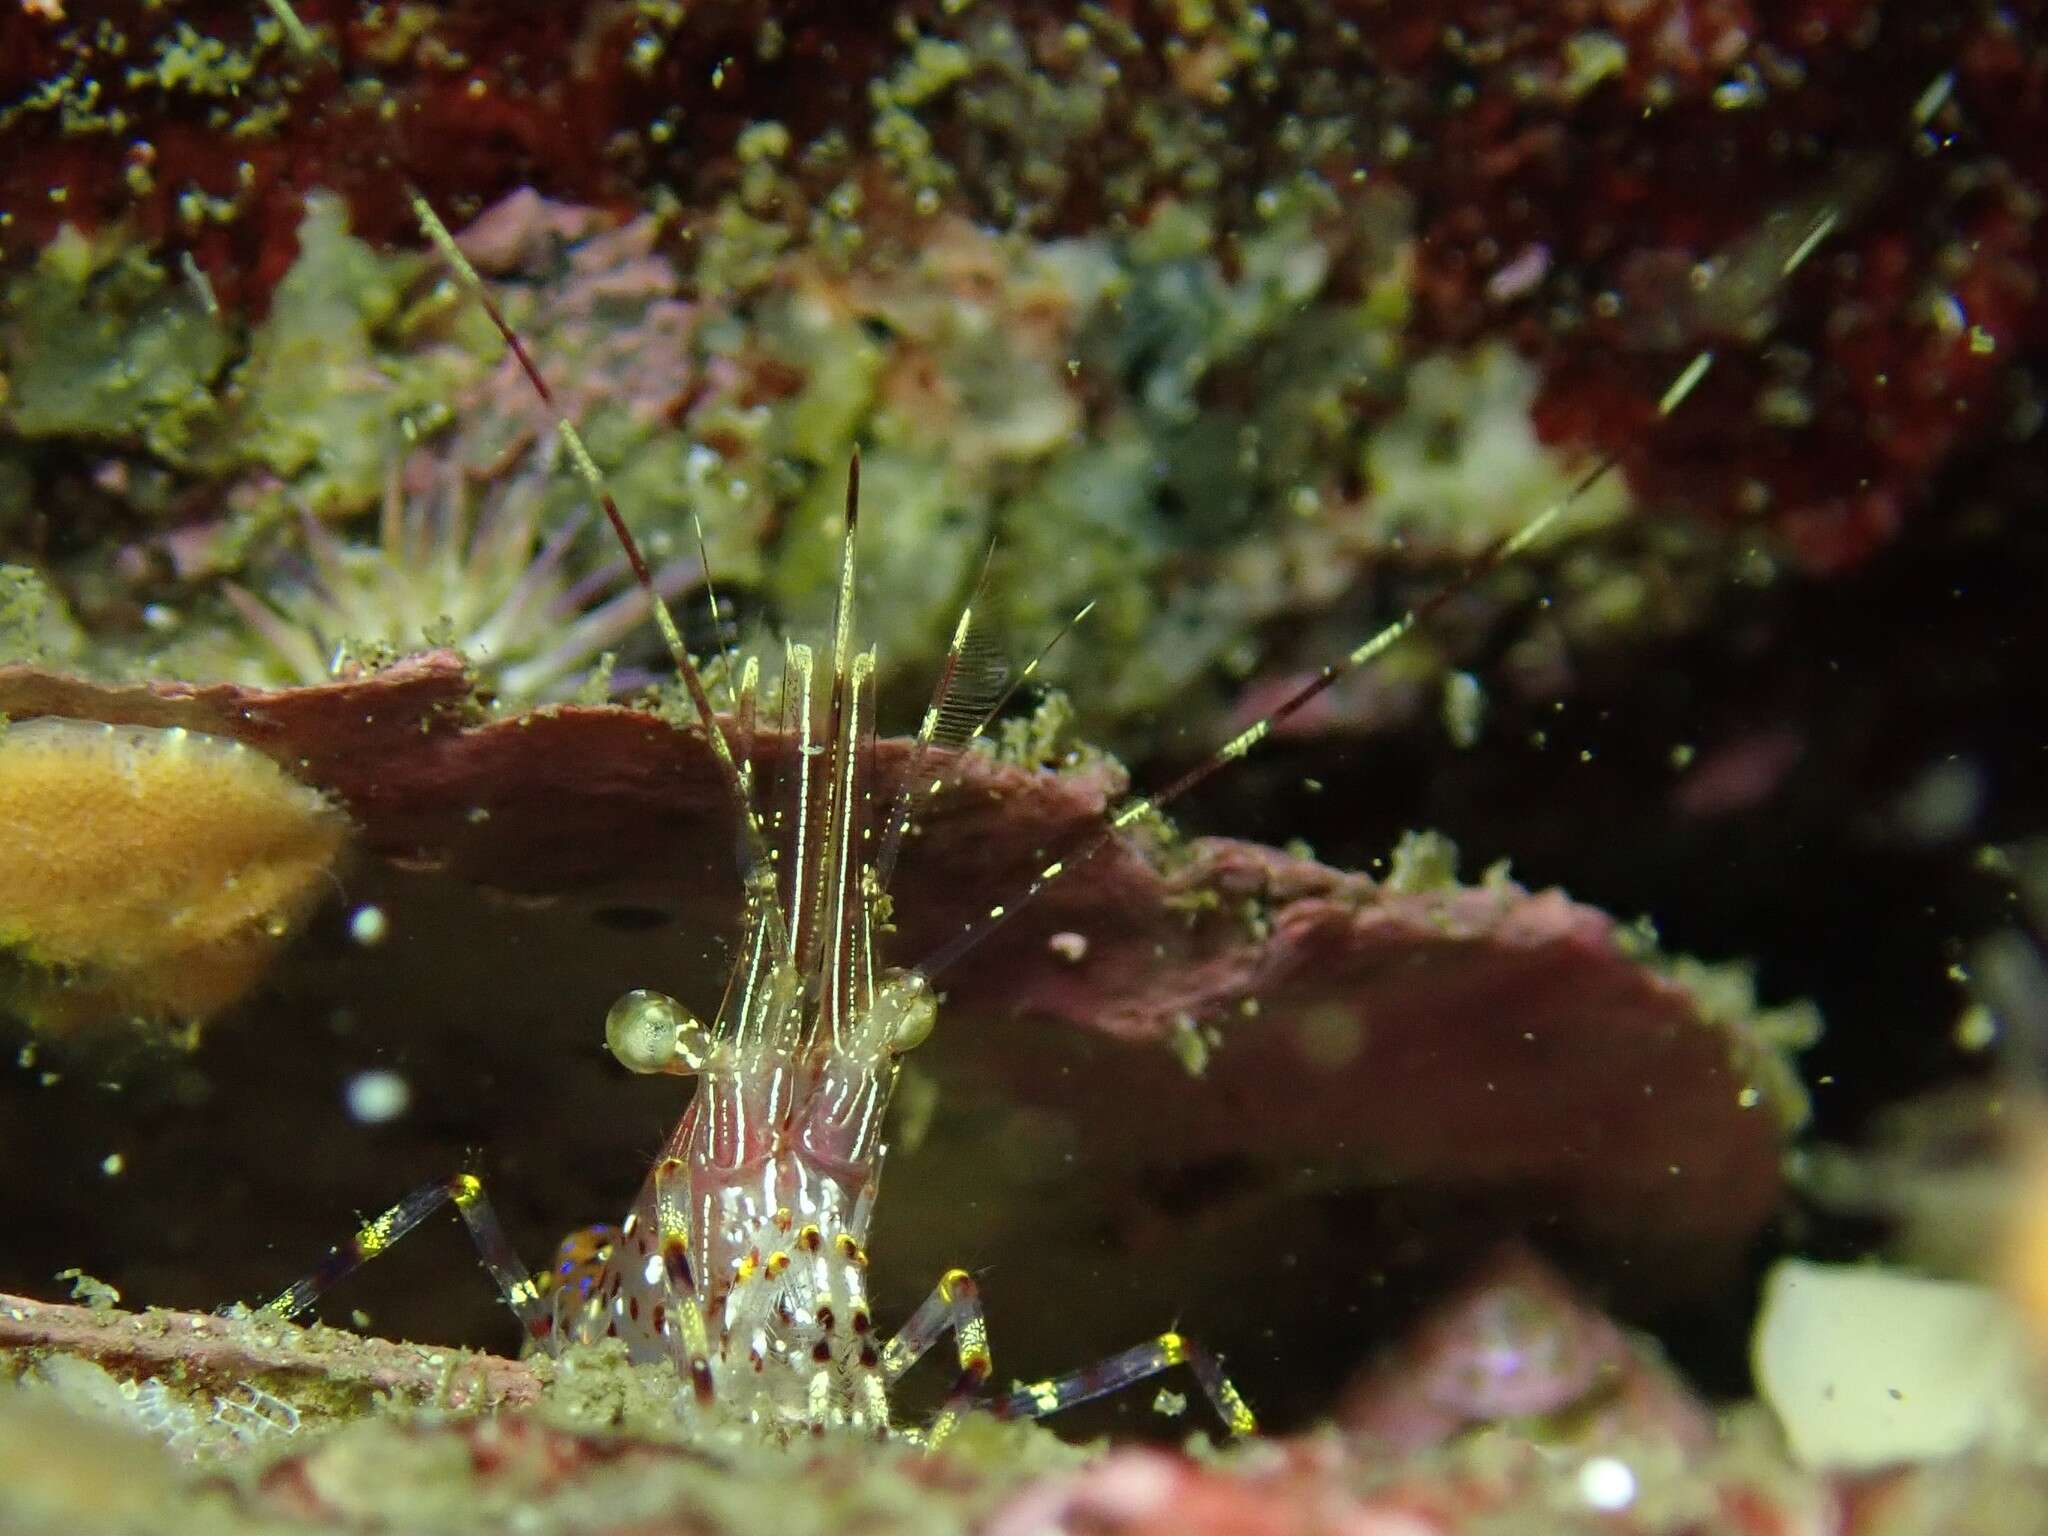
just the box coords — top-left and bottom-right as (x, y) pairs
(267, 3), (783, 939)
(690, 510), (744, 712)
(918, 352), (1729, 980)
(912, 438), (1615, 977)
(815, 451), (873, 1051)
(915, 76), (1952, 982)
(970, 599), (1098, 744)
(411, 198), (785, 938)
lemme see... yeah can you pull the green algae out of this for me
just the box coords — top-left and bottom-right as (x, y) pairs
(6, 1), (1712, 752)
(1615, 920), (1824, 1135)
(0, 11), (301, 185)
(1361, 340), (1634, 557)
(0, 564), (83, 669)
(129, 17), (291, 100)
(1, 224), (235, 466)
(0, 128), (1493, 751)
(1, 196), (477, 533)
(231, 195), (469, 521)
(0, 1305), (1089, 1535)
(1383, 828), (1464, 894)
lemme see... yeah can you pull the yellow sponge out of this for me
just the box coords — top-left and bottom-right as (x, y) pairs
(0, 718), (348, 1040)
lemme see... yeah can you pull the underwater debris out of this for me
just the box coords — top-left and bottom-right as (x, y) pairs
(0, 713), (346, 1042)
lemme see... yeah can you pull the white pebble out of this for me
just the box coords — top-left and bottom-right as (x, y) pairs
(1577, 1456), (1636, 1511)
(349, 905), (389, 946)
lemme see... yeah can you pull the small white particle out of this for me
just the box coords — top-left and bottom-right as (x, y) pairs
(350, 905), (389, 947)
(101, 1153), (125, 1177)
(1954, 1003), (1998, 1053)
(344, 1069), (411, 1124)
(1578, 1456), (1636, 1511)
(1442, 671), (1485, 749)
(644, 1253), (664, 1286)
(1485, 242), (1551, 303)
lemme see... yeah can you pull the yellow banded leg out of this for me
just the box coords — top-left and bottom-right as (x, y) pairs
(258, 1173), (549, 1344)
(879, 1268), (992, 1448)
(649, 1157), (718, 1407)
(990, 1330), (1258, 1438)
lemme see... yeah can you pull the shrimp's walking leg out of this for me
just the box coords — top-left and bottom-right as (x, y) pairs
(649, 1156), (719, 1406)
(880, 1267), (992, 1447)
(258, 1173), (550, 1345)
(991, 1330), (1258, 1437)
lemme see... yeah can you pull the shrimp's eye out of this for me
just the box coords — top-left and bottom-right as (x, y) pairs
(605, 989), (712, 1075)
(877, 971), (936, 1054)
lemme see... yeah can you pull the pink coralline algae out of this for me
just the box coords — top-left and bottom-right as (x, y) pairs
(0, 656), (1807, 1294)
(1356, 3), (2044, 573)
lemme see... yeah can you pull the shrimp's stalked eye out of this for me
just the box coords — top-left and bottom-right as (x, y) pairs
(605, 989), (714, 1076)
(875, 970), (937, 1055)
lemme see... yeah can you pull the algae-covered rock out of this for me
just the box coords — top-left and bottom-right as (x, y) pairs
(1, 196), (481, 534)
(230, 194), (474, 520)
(0, 224), (234, 466)
(0, 659), (1812, 1323)
(9, 1283), (2022, 1536)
